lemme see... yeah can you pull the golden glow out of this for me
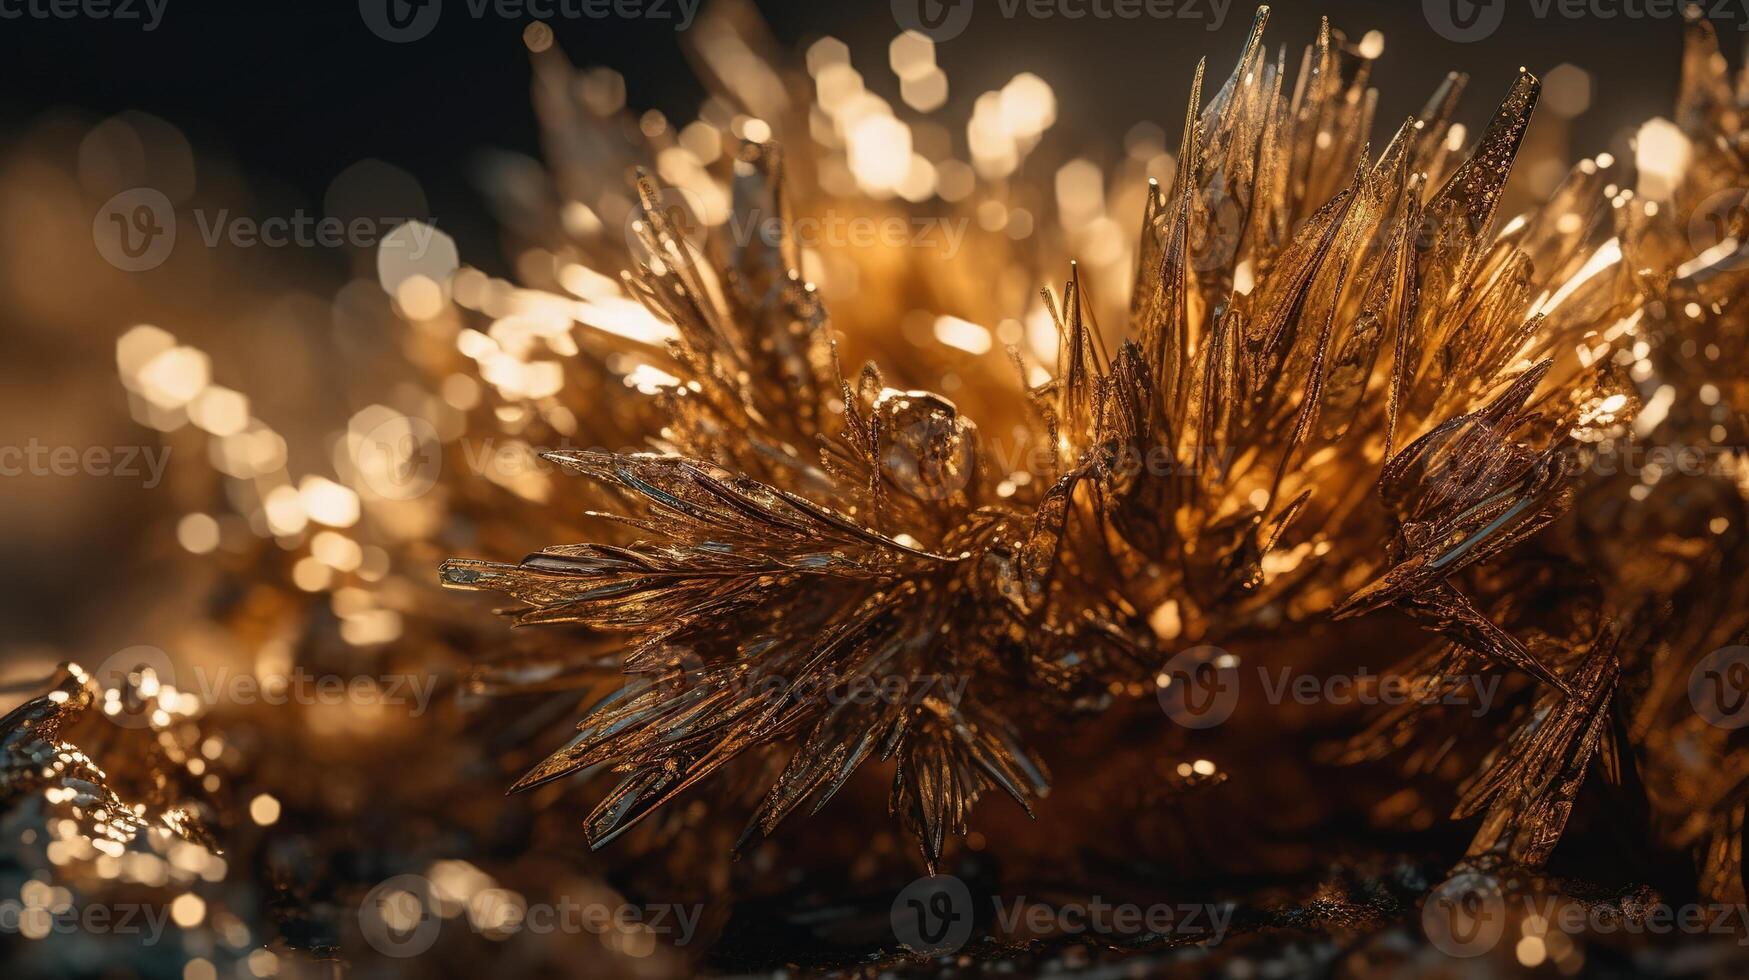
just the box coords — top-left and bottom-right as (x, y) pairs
(933, 316), (993, 355)
(248, 795), (281, 826)
(171, 893), (206, 928)
(299, 477), (361, 528)
(1635, 117), (1690, 200)
(999, 73), (1056, 137)
(137, 346), (211, 410)
(176, 514), (221, 555)
(847, 114), (912, 193)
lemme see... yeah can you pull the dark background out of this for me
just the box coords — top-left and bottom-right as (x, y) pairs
(0, 0), (1735, 274)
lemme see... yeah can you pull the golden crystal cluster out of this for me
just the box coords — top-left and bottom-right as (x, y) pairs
(2, 2), (1748, 975)
(443, 5), (1645, 872)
